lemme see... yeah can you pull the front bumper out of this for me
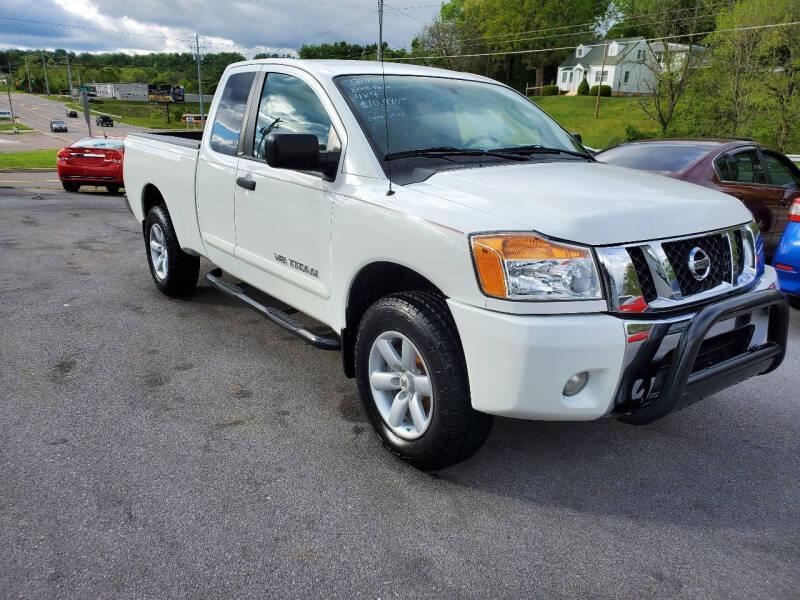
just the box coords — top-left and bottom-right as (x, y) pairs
(448, 267), (788, 422)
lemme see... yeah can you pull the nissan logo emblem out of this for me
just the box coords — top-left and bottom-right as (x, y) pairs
(688, 247), (711, 281)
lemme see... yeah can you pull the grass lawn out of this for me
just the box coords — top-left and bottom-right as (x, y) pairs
(0, 149), (59, 169)
(532, 96), (657, 150)
(41, 95), (203, 129)
(0, 122), (33, 131)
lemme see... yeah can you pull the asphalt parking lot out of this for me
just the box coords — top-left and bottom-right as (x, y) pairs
(1, 187), (799, 599)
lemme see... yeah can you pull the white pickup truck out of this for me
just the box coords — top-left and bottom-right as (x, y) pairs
(124, 59), (789, 469)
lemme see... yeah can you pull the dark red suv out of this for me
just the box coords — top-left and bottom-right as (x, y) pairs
(596, 139), (800, 257)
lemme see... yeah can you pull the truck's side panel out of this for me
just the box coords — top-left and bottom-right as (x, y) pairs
(123, 136), (204, 254)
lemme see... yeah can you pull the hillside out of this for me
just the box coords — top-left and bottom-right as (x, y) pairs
(532, 96), (657, 150)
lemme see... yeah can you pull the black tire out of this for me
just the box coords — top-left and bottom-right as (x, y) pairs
(354, 291), (493, 470)
(105, 184), (120, 194)
(788, 295), (800, 310)
(62, 181), (79, 192)
(144, 204), (199, 297)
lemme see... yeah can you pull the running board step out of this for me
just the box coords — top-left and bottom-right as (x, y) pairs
(206, 269), (340, 350)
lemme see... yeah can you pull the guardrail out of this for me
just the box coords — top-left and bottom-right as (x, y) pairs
(787, 154), (799, 163)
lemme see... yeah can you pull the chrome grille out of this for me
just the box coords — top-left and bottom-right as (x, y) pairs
(596, 223), (759, 313)
(661, 233), (731, 296)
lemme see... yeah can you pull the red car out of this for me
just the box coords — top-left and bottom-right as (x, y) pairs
(596, 139), (800, 257)
(57, 136), (125, 193)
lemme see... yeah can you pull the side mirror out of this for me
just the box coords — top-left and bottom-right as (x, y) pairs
(265, 133), (339, 181)
(570, 132), (583, 144)
(783, 185), (800, 204)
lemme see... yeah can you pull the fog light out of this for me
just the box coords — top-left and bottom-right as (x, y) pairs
(563, 372), (589, 396)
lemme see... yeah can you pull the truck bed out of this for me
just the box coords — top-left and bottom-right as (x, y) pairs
(123, 130), (204, 253)
(127, 130), (203, 150)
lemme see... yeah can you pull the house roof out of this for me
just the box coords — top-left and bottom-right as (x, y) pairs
(559, 37), (645, 68)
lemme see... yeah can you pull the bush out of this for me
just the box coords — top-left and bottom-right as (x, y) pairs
(541, 85), (559, 96)
(589, 85), (612, 97)
(577, 78), (590, 96)
(624, 123), (652, 141)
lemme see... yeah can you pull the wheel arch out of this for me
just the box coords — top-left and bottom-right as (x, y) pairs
(341, 261), (448, 378)
(141, 183), (166, 223)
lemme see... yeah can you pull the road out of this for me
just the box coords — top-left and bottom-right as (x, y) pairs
(1, 188), (798, 599)
(0, 94), (144, 152)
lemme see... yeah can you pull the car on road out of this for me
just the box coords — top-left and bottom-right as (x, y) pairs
(773, 198), (800, 308)
(49, 119), (68, 132)
(595, 139), (800, 258)
(57, 136), (124, 193)
(66, 109), (79, 118)
(96, 115), (114, 127)
(123, 60), (789, 470)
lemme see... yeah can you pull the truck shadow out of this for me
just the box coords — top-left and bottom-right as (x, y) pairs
(438, 397), (798, 531)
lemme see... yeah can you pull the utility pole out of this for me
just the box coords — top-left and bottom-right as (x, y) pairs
(5, 64), (18, 133)
(195, 34), (205, 127)
(42, 54), (50, 96)
(25, 55), (32, 93)
(594, 41), (608, 119)
(377, 0), (384, 61)
(65, 52), (75, 100)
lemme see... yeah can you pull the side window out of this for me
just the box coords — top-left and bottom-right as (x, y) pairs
(252, 73), (339, 160)
(762, 151), (800, 187)
(716, 149), (765, 184)
(210, 71), (256, 156)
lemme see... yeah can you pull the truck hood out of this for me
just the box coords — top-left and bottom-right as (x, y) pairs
(407, 161), (753, 246)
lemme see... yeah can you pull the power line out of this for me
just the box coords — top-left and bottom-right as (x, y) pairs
(389, 20), (800, 61)
(300, 10), (379, 45)
(421, 1), (733, 45)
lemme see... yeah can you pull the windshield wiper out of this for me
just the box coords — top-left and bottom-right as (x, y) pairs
(491, 145), (595, 160)
(384, 147), (529, 161)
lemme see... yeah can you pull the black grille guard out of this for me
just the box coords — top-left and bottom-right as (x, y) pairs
(616, 288), (789, 425)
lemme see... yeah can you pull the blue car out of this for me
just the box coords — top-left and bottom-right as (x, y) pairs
(774, 197), (800, 308)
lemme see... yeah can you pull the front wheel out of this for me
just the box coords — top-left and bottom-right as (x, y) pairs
(105, 184), (120, 194)
(62, 181), (79, 192)
(354, 291), (493, 470)
(144, 204), (199, 297)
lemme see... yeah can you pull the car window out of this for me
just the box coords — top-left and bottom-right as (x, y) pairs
(596, 143), (709, 171)
(715, 149), (766, 184)
(72, 138), (124, 150)
(252, 73), (338, 160)
(210, 71), (256, 156)
(336, 74), (584, 158)
(761, 151), (800, 187)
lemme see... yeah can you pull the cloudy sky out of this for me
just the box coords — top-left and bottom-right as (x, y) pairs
(0, 0), (441, 56)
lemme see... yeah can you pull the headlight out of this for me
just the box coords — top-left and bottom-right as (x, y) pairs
(471, 233), (602, 300)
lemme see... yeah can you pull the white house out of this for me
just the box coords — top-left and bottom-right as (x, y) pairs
(556, 37), (698, 96)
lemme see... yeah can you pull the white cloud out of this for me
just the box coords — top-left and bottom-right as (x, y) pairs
(2, 0), (440, 55)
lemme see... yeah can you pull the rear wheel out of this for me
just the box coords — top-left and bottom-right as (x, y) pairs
(144, 204), (199, 297)
(354, 291), (493, 470)
(788, 295), (800, 310)
(105, 184), (120, 194)
(62, 182), (79, 192)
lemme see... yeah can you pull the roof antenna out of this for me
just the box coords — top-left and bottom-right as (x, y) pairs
(378, 0), (394, 196)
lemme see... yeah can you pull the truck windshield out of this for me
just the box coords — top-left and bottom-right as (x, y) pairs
(336, 75), (585, 161)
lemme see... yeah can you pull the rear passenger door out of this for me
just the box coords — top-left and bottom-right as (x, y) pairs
(760, 149), (800, 245)
(195, 67), (259, 274)
(714, 147), (783, 253)
(233, 67), (343, 305)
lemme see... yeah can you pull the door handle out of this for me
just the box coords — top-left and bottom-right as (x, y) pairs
(236, 177), (256, 191)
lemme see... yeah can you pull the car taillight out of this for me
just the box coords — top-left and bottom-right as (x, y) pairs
(790, 199), (800, 223)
